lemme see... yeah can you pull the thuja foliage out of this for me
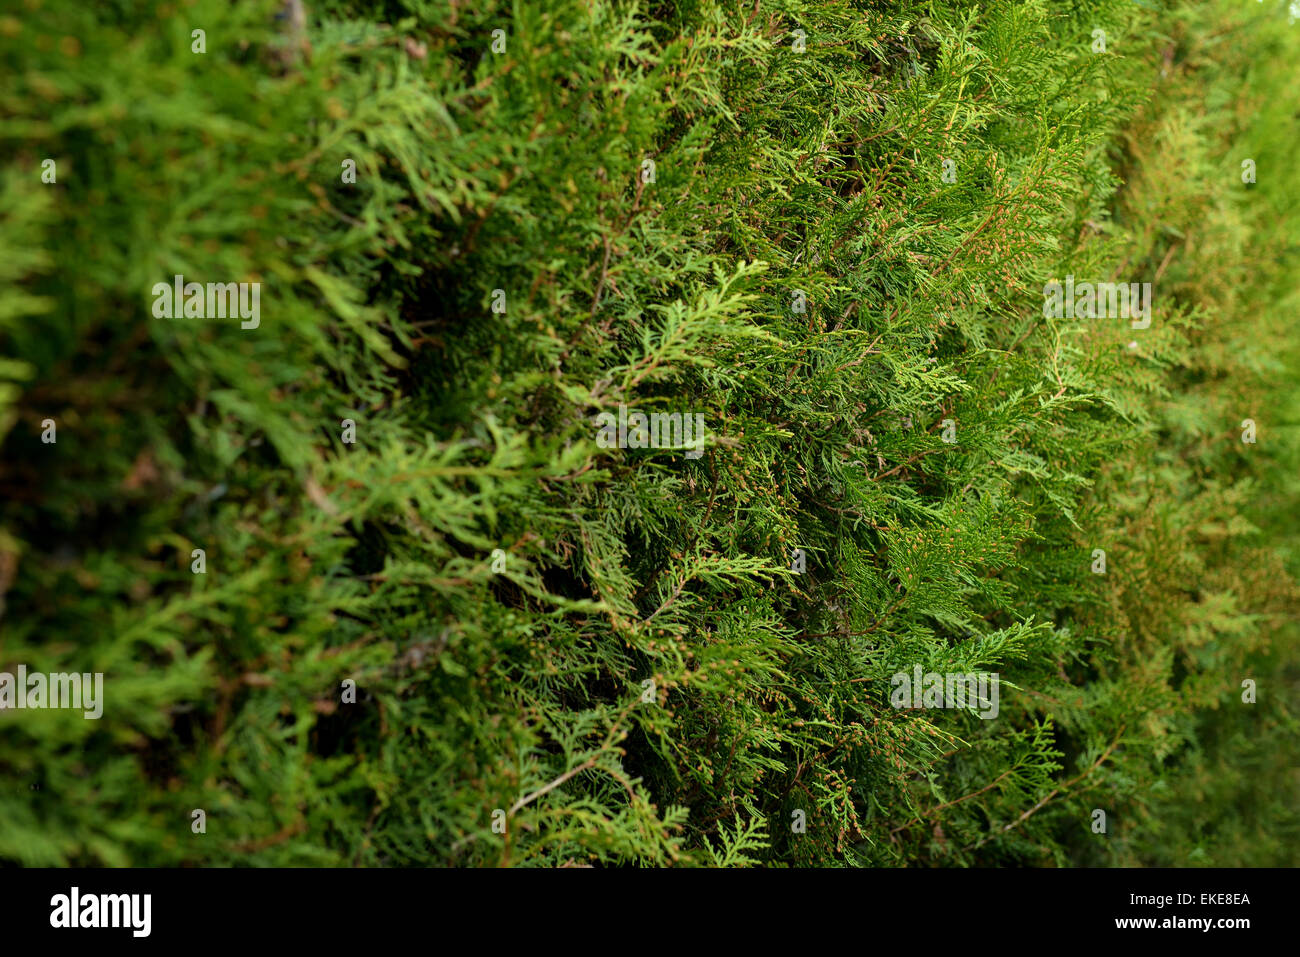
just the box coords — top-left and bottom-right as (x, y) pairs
(1, 0), (1296, 866)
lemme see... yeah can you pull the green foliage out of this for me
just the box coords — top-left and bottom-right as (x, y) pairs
(1, 0), (1296, 867)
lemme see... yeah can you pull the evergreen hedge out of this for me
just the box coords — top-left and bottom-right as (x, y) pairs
(1, 0), (1296, 866)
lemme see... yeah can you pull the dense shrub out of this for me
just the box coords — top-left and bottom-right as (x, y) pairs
(1, 0), (1296, 866)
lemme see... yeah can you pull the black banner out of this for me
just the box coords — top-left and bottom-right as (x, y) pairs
(0, 867), (1273, 944)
